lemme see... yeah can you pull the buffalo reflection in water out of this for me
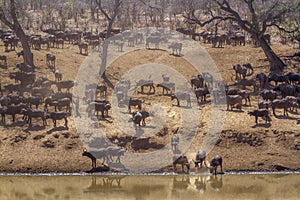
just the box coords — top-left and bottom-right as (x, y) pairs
(84, 176), (126, 194)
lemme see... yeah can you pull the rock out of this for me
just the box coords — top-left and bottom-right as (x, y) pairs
(71, 135), (79, 139)
(293, 143), (300, 150)
(42, 139), (55, 148)
(257, 162), (264, 166)
(33, 134), (45, 140)
(85, 166), (110, 173)
(62, 132), (70, 138)
(65, 141), (77, 149)
(273, 164), (290, 171)
(11, 134), (27, 144)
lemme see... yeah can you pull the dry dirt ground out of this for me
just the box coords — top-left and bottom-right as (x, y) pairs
(0, 35), (299, 173)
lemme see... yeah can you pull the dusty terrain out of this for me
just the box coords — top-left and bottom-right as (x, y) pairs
(0, 35), (299, 173)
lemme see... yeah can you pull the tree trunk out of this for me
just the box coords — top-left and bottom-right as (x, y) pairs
(96, 9), (99, 23)
(259, 37), (285, 72)
(96, 0), (121, 78)
(0, 0), (35, 67)
(14, 23), (34, 67)
(100, 40), (108, 78)
(100, 17), (115, 79)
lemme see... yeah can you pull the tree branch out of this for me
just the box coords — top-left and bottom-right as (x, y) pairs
(262, 4), (291, 34)
(10, 0), (18, 29)
(183, 14), (225, 27)
(184, 6), (219, 26)
(261, 1), (280, 33)
(183, 0), (253, 33)
(95, 0), (111, 21)
(270, 23), (299, 34)
(215, 0), (253, 33)
(110, 0), (122, 23)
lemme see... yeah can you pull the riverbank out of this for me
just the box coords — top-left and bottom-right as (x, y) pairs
(0, 124), (299, 173)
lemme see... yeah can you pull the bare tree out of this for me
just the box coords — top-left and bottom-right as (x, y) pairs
(131, 0), (143, 26)
(139, 0), (167, 26)
(95, 0), (122, 38)
(89, 0), (97, 21)
(39, 2), (56, 30)
(184, 0), (299, 72)
(0, 0), (34, 67)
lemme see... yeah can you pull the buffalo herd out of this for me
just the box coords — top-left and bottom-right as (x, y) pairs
(0, 26), (299, 174)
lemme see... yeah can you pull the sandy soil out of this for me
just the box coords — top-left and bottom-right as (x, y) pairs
(0, 35), (299, 173)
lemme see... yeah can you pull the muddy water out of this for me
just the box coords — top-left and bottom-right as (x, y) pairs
(0, 173), (299, 200)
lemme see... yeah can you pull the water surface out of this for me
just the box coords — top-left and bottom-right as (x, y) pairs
(0, 173), (299, 200)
